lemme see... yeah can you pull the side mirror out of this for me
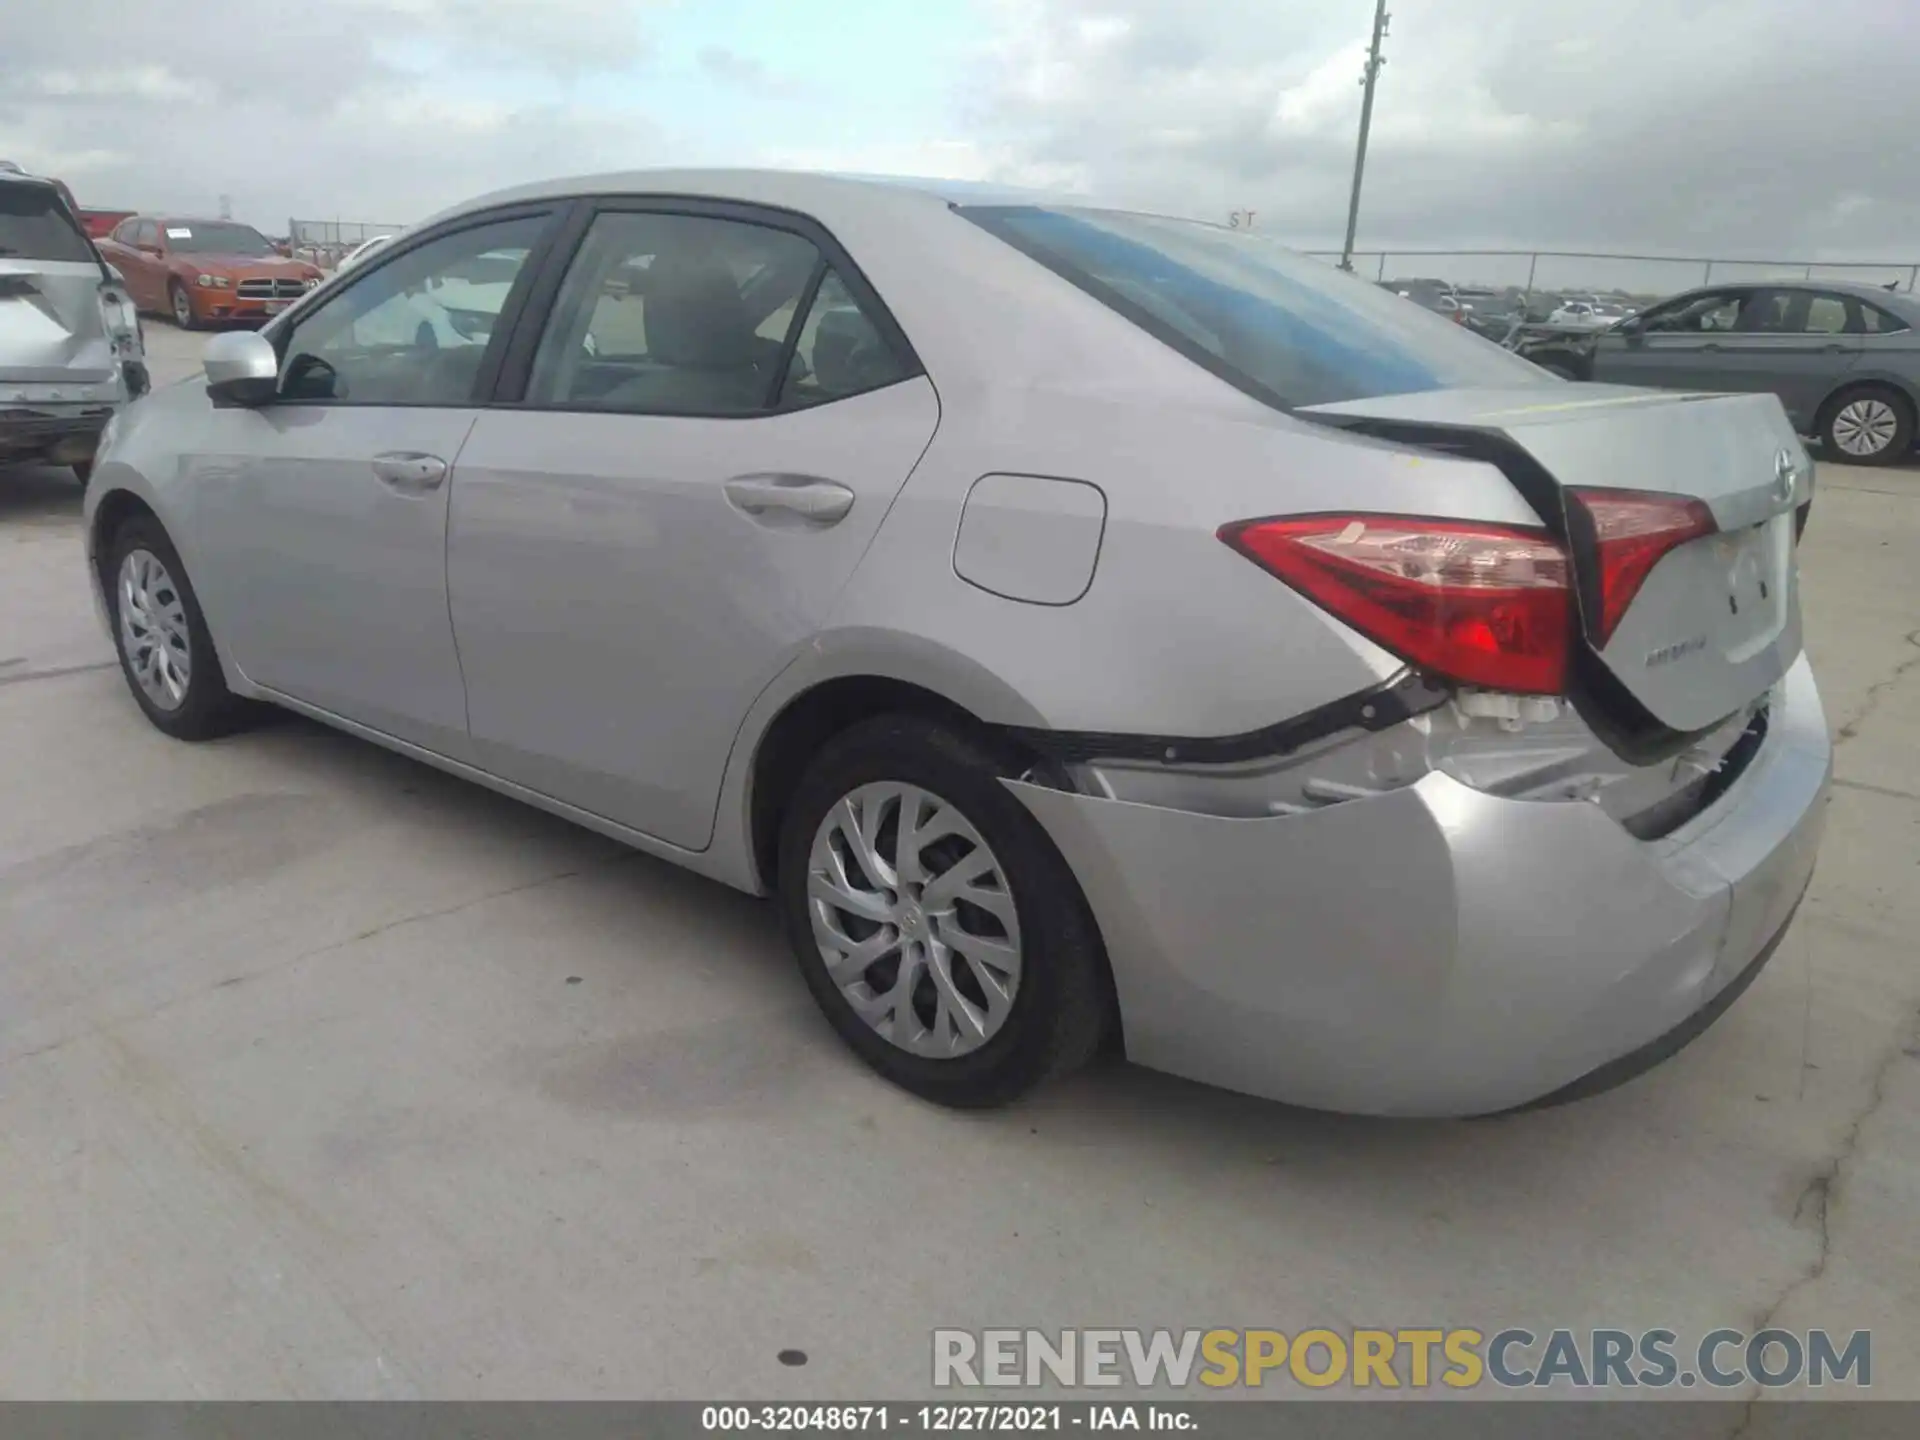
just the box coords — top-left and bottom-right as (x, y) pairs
(204, 330), (279, 407)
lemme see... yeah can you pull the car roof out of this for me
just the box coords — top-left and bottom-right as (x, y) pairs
(417, 167), (1158, 233)
(1668, 277), (1920, 320)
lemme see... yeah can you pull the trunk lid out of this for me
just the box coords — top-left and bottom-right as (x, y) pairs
(0, 259), (116, 384)
(1, 179), (115, 386)
(1301, 385), (1809, 739)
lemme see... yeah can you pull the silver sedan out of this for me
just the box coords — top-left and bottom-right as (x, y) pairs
(83, 171), (1831, 1115)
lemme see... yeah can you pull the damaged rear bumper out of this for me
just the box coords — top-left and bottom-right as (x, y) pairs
(1007, 657), (1831, 1117)
(0, 401), (117, 465)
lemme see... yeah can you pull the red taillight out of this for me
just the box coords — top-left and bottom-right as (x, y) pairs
(1565, 489), (1716, 648)
(1220, 515), (1572, 694)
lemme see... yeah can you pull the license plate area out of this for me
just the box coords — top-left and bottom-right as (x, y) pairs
(1712, 517), (1790, 663)
(263, 300), (288, 315)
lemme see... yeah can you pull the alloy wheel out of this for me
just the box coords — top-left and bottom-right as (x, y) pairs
(117, 547), (193, 710)
(172, 286), (193, 328)
(807, 782), (1023, 1058)
(1832, 398), (1899, 458)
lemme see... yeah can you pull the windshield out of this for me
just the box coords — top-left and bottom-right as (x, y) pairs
(961, 206), (1548, 407)
(0, 182), (96, 263)
(166, 222), (274, 256)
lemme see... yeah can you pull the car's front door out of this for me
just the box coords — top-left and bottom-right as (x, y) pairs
(1592, 289), (1750, 391)
(446, 202), (939, 849)
(188, 209), (558, 756)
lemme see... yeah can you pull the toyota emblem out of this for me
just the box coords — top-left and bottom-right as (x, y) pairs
(1774, 448), (1799, 504)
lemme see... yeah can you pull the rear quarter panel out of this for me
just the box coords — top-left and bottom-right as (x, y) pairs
(816, 384), (1544, 739)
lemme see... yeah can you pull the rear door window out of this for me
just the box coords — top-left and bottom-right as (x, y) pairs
(1862, 303), (1912, 336)
(1802, 294), (1851, 334)
(777, 269), (915, 408)
(523, 210), (823, 416)
(0, 182), (96, 263)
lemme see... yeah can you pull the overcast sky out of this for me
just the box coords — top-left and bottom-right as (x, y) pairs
(4, 0), (1917, 279)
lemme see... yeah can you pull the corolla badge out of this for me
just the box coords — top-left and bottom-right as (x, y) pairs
(1646, 635), (1708, 669)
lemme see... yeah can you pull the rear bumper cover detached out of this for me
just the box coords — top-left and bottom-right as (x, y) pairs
(0, 402), (117, 462)
(1008, 657), (1831, 1117)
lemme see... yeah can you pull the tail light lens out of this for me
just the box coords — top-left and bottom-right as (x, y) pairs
(1220, 515), (1572, 694)
(1564, 489), (1716, 648)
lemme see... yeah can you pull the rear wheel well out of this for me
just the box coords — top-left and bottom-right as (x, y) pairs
(1817, 378), (1916, 432)
(90, 489), (161, 582)
(749, 676), (1033, 890)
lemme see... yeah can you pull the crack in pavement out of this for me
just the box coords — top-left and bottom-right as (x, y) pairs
(1834, 629), (1920, 743)
(1725, 1004), (1920, 1436)
(1829, 776), (1920, 804)
(0, 659), (118, 688)
(1724, 627), (1920, 1434)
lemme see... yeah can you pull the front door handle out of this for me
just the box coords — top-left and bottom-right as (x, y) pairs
(371, 451), (447, 493)
(724, 474), (855, 524)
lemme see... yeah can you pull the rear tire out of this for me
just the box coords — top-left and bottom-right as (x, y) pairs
(1820, 383), (1913, 466)
(104, 513), (255, 740)
(777, 713), (1111, 1108)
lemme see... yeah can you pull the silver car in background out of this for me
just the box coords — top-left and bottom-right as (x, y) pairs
(1, 169), (147, 485)
(83, 171), (1829, 1115)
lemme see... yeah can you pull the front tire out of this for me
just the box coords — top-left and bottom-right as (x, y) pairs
(1821, 384), (1913, 466)
(105, 513), (254, 740)
(169, 281), (200, 331)
(777, 713), (1110, 1108)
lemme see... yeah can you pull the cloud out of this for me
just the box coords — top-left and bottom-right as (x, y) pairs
(2, 0), (1916, 265)
(695, 45), (811, 98)
(0, 0), (668, 227)
(963, 0), (1920, 259)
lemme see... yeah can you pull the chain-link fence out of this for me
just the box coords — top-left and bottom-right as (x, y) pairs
(287, 217), (408, 270)
(1298, 248), (1920, 307)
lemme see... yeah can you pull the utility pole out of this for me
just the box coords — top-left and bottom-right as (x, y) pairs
(1338, 0), (1390, 272)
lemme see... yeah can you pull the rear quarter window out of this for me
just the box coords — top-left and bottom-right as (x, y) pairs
(961, 205), (1549, 408)
(0, 182), (97, 264)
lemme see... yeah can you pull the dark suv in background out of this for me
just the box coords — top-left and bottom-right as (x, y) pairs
(1, 169), (148, 486)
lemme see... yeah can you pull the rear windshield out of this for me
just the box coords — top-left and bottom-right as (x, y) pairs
(962, 205), (1548, 407)
(0, 182), (97, 264)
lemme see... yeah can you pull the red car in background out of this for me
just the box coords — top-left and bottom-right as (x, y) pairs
(96, 216), (321, 329)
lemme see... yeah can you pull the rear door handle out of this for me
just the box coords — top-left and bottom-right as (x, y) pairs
(371, 451), (447, 493)
(724, 474), (855, 524)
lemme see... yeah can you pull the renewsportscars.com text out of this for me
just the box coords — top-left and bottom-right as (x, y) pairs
(932, 1327), (1871, 1391)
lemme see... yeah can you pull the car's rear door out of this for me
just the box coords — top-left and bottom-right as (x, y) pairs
(446, 198), (938, 850)
(190, 207), (562, 755)
(1687, 288), (1864, 432)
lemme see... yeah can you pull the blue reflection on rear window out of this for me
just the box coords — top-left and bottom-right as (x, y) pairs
(963, 205), (1546, 408)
